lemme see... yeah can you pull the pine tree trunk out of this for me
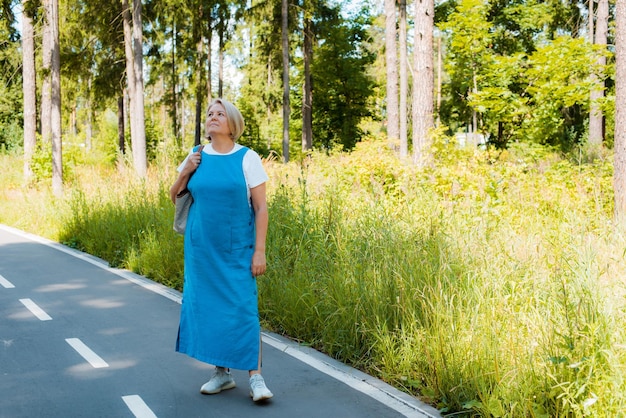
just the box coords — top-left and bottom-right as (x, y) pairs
(118, 96), (125, 153)
(614, 0), (626, 226)
(194, 5), (205, 146)
(412, 0), (434, 166)
(131, 0), (147, 177)
(219, 25), (224, 98)
(385, 0), (399, 147)
(302, 16), (313, 152)
(399, 0), (408, 158)
(85, 72), (92, 150)
(46, 0), (62, 196)
(122, 0), (136, 144)
(171, 24), (179, 144)
(281, 0), (290, 163)
(22, 2), (36, 183)
(41, 0), (52, 142)
(207, 25), (213, 102)
(122, 0), (146, 176)
(589, 0), (608, 149)
(266, 56), (272, 150)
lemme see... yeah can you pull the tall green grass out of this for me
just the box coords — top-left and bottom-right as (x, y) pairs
(1, 138), (624, 416)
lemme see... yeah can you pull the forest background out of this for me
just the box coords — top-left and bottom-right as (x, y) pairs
(1, 0), (626, 416)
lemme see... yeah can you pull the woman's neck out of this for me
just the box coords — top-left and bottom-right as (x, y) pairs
(211, 137), (235, 154)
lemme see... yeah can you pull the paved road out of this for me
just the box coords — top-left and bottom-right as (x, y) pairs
(0, 225), (441, 418)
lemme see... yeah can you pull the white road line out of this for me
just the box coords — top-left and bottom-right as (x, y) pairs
(65, 338), (109, 368)
(19, 298), (52, 321)
(122, 395), (158, 418)
(261, 333), (439, 418)
(0, 274), (15, 288)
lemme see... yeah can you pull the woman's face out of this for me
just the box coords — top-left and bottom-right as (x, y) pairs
(206, 103), (231, 139)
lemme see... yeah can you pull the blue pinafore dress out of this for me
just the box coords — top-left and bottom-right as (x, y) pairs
(176, 146), (260, 371)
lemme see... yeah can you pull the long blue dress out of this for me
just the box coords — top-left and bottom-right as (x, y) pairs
(176, 146), (260, 371)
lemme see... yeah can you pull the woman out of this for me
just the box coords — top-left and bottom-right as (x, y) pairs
(169, 98), (273, 402)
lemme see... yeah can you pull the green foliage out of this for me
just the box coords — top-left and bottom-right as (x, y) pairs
(1, 140), (625, 416)
(0, 120), (22, 153)
(29, 139), (78, 185)
(311, 6), (375, 151)
(259, 142), (624, 416)
(0, 24), (22, 153)
(440, 0), (614, 151)
(522, 37), (599, 147)
(57, 174), (185, 290)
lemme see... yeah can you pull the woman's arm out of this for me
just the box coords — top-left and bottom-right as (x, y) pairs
(169, 149), (203, 204)
(250, 182), (268, 277)
(169, 171), (192, 204)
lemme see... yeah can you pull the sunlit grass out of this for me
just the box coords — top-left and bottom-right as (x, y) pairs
(1, 138), (625, 416)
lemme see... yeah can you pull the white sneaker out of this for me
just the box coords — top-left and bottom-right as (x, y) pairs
(249, 374), (273, 402)
(200, 368), (236, 394)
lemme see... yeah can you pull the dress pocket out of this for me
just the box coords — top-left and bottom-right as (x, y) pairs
(231, 224), (254, 251)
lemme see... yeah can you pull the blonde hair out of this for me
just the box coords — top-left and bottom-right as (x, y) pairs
(206, 98), (245, 140)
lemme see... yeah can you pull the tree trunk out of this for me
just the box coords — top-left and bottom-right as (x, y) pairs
(118, 96), (126, 153)
(22, 2), (36, 183)
(281, 0), (290, 162)
(131, 0), (147, 176)
(122, 0), (147, 176)
(614, 0), (626, 226)
(171, 23), (179, 144)
(436, 35), (442, 127)
(266, 55), (272, 150)
(589, 0), (608, 149)
(588, 0), (594, 43)
(194, 5), (205, 146)
(385, 0), (399, 148)
(122, 0), (136, 144)
(302, 16), (313, 152)
(472, 70), (478, 143)
(219, 24), (224, 98)
(399, 0), (408, 158)
(85, 77), (92, 150)
(41, 0), (52, 142)
(412, 0), (434, 166)
(195, 68), (204, 146)
(45, 0), (63, 196)
(207, 23), (213, 103)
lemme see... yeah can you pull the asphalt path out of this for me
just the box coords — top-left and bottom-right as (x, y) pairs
(0, 225), (441, 418)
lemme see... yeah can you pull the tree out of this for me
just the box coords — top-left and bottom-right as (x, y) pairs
(0, 1), (22, 152)
(40, 0), (51, 144)
(193, 2), (205, 146)
(441, 0), (491, 142)
(384, 0), (398, 147)
(40, 0), (62, 195)
(122, 0), (146, 177)
(588, 0), (608, 149)
(398, 0), (408, 158)
(22, 1), (36, 183)
(281, 0), (290, 162)
(614, 0), (626, 226)
(412, 0), (434, 166)
(237, 0), (287, 154)
(302, 4), (313, 152)
(311, 6), (374, 151)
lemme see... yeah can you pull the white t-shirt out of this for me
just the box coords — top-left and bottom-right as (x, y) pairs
(177, 143), (269, 201)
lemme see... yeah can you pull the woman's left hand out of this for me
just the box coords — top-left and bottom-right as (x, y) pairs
(251, 250), (266, 277)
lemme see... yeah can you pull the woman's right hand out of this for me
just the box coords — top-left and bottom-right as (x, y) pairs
(182, 149), (203, 174)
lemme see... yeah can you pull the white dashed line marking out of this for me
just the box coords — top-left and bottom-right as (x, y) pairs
(122, 395), (158, 418)
(65, 338), (109, 368)
(0, 274), (14, 288)
(19, 298), (52, 321)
